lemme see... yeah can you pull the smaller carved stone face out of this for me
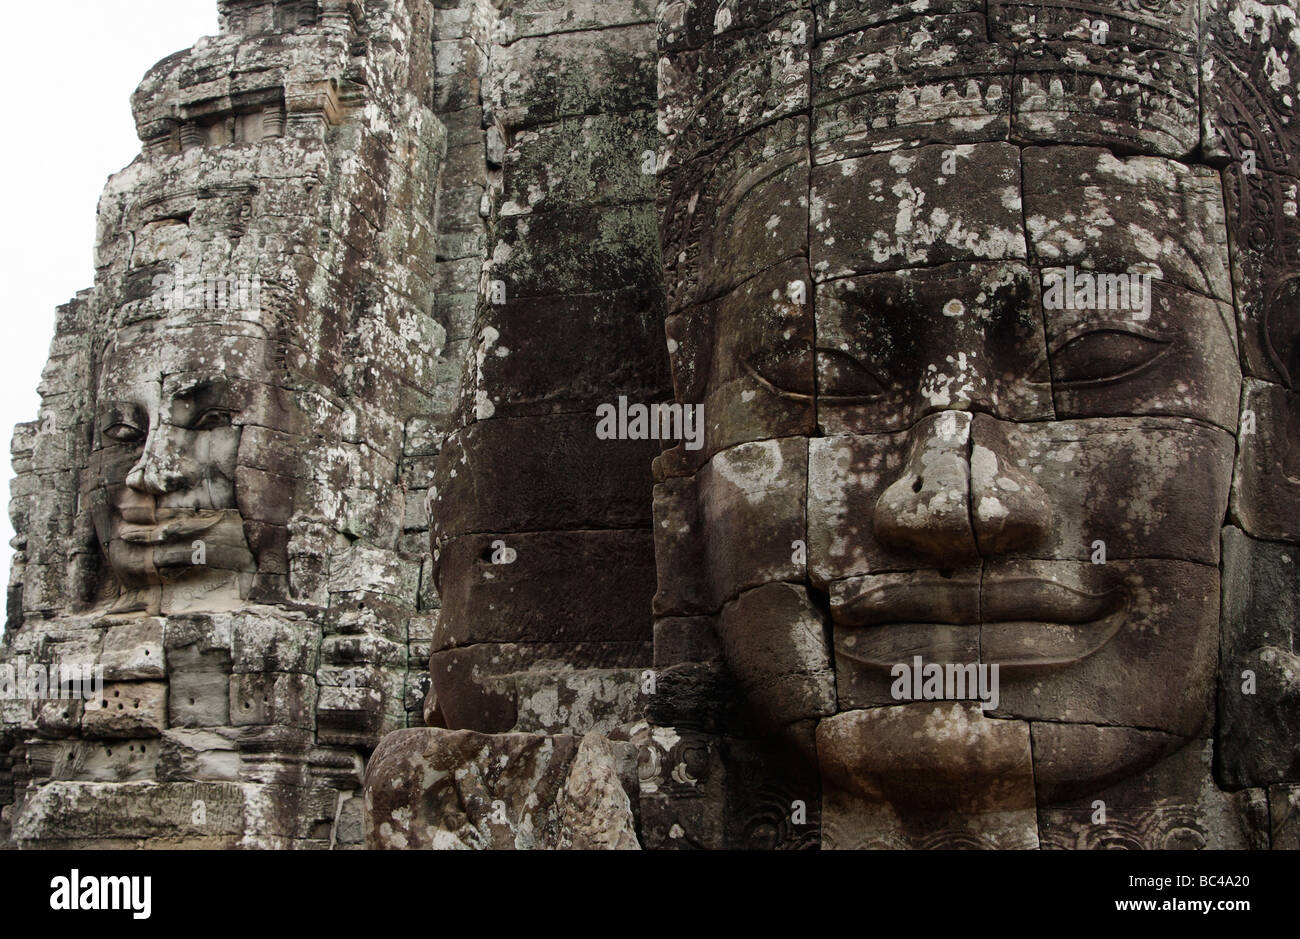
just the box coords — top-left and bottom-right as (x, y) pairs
(88, 322), (259, 613)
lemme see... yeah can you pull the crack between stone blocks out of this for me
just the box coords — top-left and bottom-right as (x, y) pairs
(495, 19), (657, 49)
(803, 9), (826, 704)
(328, 786), (345, 849)
(1026, 718), (1045, 846)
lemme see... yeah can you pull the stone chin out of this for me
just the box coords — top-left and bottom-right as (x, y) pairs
(816, 703), (1037, 814)
(103, 507), (256, 614)
(813, 703), (1190, 816)
(719, 558), (1210, 810)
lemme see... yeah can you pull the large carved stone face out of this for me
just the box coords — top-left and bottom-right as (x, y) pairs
(87, 320), (266, 613)
(681, 158), (1239, 803)
(655, 1), (1246, 838)
(811, 145), (1239, 791)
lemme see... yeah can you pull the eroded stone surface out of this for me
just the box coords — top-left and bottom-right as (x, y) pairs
(363, 727), (638, 849)
(1218, 527), (1300, 788)
(1037, 740), (1269, 850)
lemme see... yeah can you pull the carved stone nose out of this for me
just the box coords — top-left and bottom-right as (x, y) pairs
(874, 410), (1051, 564)
(874, 410), (979, 564)
(125, 432), (184, 496)
(969, 413), (1051, 556)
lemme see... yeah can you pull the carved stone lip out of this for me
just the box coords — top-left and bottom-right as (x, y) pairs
(980, 606), (1128, 670)
(831, 572), (1128, 670)
(831, 571), (981, 628)
(117, 509), (228, 545)
(116, 505), (159, 525)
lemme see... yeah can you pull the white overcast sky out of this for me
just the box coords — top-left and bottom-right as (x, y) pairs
(0, 1), (219, 589)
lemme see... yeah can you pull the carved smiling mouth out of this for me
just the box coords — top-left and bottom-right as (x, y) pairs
(116, 508), (228, 545)
(829, 570), (1128, 671)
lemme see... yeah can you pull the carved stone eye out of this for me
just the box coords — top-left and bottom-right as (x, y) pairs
(743, 346), (814, 398)
(815, 348), (890, 401)
(1052, 329), (1170, 384)
(103, 422), (144, 444)
(190, 408), (234, 431)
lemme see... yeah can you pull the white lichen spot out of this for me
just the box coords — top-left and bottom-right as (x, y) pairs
(976, 496), (1008, 522)
(714, 4), (733, 34)
(888, 151), (917, 175)
(711, 440), (785, 504)
(971, 443), (998, 483)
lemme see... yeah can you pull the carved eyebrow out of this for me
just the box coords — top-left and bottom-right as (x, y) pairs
(165, 378), (235, 426)
(168, 378), (230, 406)
(1046, 317), (1172, 353)
(742, 356), (813, 402)
(99, 401), (146, 423)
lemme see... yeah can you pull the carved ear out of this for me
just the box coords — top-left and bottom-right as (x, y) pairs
(1263, 274), (1300, 389)
(716, 583), (835, 766)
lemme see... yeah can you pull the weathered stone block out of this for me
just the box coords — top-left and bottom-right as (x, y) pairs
(316, 685), (385, 747)
(661, 117), (808, 313)
(231, 610), (319, 674)
(434, 530), (656, 647)
(811, 142), (1025, 281)
(432, 414), (658, 539)
(364, 728), (638, 850)
(659, 10), (810, 166)
(813, 14), (1012, 161)
(169, 668), (231, 729)
(1270, 785), (1300, 850)
(157, 728), (242, 782)
(654, 616), (722, 667)
(490, 24), (658, 129)
(513, 669), (648, 735)
(429, 641), (652, 733)
(471, 287), (669, 419)
(230, 673), (316, 729)
(1232, 380), (1300, 544)
(99, 618), (165, 680)
(1023, 147), (1232, 305)
(11, 780), (293, 847)
(1038, 740), (1269, 849)
(82, 682), (167, 739)
(663, 258), (814, 466)
(717, 583), (836, 733)
(1013, 43), (1198, 158)
(490, 204), (661, 299)
(818, 704), (1038, 849)
(500, 111), (657, 215)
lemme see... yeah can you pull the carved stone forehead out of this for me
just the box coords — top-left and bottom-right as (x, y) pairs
(98, 320), (280, 396)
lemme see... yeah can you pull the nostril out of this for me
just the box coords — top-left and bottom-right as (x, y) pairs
(938, 568), (954, 579)
(874, 464), (980, 566)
